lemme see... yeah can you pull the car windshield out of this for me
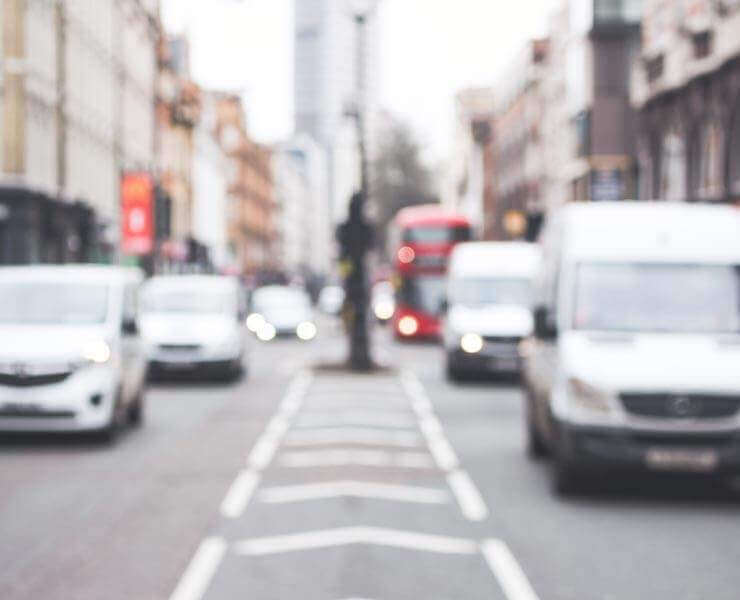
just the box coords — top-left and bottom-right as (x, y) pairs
(574, 263), (740, 333)
(0, 282), (109, 325)
(142, 287), (235, 315)
(450, 277), (532, 307)
(252, 288), (310, 312)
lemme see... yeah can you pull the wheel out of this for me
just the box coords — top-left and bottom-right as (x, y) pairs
(553, 454), (584, 496)
(526, 418), (549, 459)
(525, 394), (548, 459)
(127, 389), (145, 427)
(445, 353), (464, 382)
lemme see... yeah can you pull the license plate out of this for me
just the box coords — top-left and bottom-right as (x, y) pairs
(645, 448), (719, 473)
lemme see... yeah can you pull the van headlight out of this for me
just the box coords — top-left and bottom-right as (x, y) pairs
(81, 340), (111, 364)
(567, 377), (613, 413)
(246, 313), (265, 332)
(296, 321), (317, 341)
(460, 333), (484, 354)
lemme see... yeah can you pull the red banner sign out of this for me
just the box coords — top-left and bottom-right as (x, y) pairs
(121, 173), (154, 255)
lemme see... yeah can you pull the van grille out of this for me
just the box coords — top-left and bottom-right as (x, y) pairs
(620, 393), (740, 419)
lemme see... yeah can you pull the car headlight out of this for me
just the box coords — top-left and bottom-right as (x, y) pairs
(398, 316), (418, 336)
(296, 321), (317, 341)
(567, 377), (613, 413)
(373, 299), (394, 321)
(460, 333), (484, 354)
(81, 340), (111, 364)
(256, 322), (276, 342)
(246, 313), (265, 332)
(214, 336), (242, 355)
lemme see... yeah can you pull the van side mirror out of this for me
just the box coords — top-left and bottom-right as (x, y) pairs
(534, 305), (557, 340)
(122, 317), (138, 336)
(439, 297), (449, 314)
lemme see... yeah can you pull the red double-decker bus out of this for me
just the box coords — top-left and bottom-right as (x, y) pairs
(388, 205), (472, 339)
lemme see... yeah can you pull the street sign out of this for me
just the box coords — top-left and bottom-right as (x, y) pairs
(121, 172), (154, 255)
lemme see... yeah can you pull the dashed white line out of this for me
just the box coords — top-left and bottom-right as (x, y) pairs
(284, 427), (422, 448)
(259, 480), (450, 505)
(169, 537), (226, 600)
(220, 469), (261, 519)
(481, 539), (541, 600)
(247, 433), (281, 470)
(278, 449), (435, 469)
(233, 526), (479, 556)
(447, 470), (489, 521)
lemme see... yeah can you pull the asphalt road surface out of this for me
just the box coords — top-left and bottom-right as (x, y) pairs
(2, 320), (740, 600)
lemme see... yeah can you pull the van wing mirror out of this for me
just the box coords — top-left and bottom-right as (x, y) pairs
(439, 297), (449, 315)
(534, 305), (557, 340)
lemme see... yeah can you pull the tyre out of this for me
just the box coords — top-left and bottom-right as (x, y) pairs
(127, 389), (145, 427)
(445, 353), (464, 382)
(526, 419), (549, 459)
(525, 395), (548, 459)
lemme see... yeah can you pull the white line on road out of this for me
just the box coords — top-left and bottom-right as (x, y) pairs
(259, 480), (449, 505)
(295, 412), (416, 429)
(247, 433), (281, 470)
(220, 469), (261, 519)
(447, 470), (489, 521)
(284, 427), (422, 448)
(234, 526), (479, 556)
(278, 449), (436, 469)
(169, 537), (226, 600)
(481, 539), (541, 600)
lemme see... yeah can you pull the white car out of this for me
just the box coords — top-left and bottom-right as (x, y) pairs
(248, 285), (317, 341)
(443, 242), (540, 380)
(140, 275), (246, 380)
(523, 202), (740, 494)
(0, 265), (147, 440)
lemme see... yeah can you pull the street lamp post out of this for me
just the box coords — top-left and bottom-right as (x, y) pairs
(337, 0), (378, 371)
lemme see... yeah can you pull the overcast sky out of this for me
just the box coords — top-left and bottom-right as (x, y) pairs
(162, 0), (562, 160)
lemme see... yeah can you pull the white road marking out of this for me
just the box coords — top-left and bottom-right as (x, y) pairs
(169, 537), (226, 600)
(424, 432), (460, 472)
(247, 433), (281, 470)
(220, 469), (261, 518)
(284, 428), (422, 448)
(279, 449), (435, 469)
(295, 412), (416, 429)
(259, 480), (449, 505)
(234, 527), (479, 556)
(447, 470), (489, 521)
(481, 539), (541, 600)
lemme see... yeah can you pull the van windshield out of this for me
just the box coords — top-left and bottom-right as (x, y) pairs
(450, 278), (532, 307)
(574, 263), (740, 333)
(0, 282), (109, 325)
(142, 287), (235, 315)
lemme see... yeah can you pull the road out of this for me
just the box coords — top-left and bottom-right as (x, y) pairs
(2, 320), (740, 600)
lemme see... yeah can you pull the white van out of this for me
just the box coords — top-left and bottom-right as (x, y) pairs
(0, 265), (147, 440)
(140, 275), (246, 379)
(443, 242), (540, 380)
(522, 202), (740, 494)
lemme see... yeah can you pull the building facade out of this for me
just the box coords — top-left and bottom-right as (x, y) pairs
(1, 0), (159, 262)
(273, 134), (331, 280)
(446, 88), (496, 236)
(294, 0), (380, 224)
(493, 40), (550, 241)
(632, 0), (740, 203)
(214, 95), (277, 277)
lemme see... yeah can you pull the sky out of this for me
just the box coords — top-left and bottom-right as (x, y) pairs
(161, 0), (562, 161)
